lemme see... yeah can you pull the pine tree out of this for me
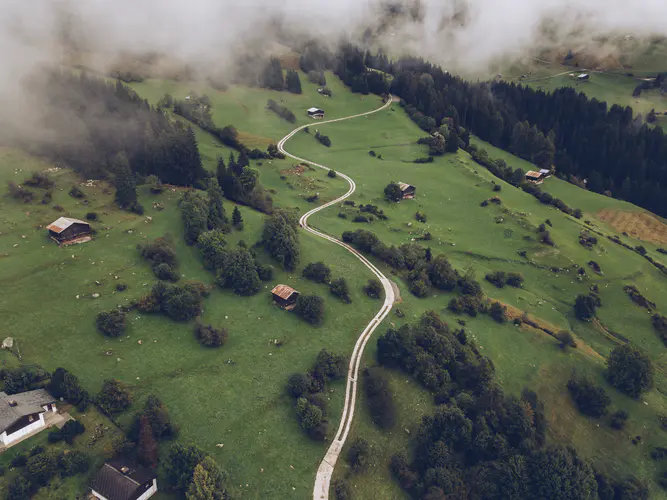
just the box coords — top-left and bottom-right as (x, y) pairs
(286, 70), (303, 94)
(206, 178), (227, 230)
(216, 157), (226, 187)
(261, 58), (285, 90)
(112, 152), (137, 210)
(232, 206), (243, 229)
(137, 415), (158, 468)
(237, 149), (250, 170)
(186, 456), (227, 500)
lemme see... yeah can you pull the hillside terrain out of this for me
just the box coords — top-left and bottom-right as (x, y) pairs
(1, 59), (667, 499)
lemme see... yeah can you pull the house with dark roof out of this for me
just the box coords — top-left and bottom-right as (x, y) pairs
(307, 107), (324, 119)
(0, 389), (57, 447)
(271, 284), (300, 310)
(46, 217), (91, 245)
(397, 182), (416, 199)
(91, 458), (158, 500)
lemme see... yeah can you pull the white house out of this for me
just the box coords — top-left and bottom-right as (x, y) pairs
(91, 458), (158, 500)
(0, 389), (57, 447)
(307, 107), (324, 119)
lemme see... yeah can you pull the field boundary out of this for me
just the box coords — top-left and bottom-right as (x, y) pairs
(277, 97), (396, 500)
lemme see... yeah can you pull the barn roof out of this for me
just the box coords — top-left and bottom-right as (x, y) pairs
(307, 107), (324, 114)
(46, 217), (89, 234)
(397, 182), (414, 191)
(271, 284), (298, 300)
(91, 459), (156, 500)
(0, 389), (54, 433)
(525, 171), (543, 179)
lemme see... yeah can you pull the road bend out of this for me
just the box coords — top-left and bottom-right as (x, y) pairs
(277, 97), (396, 500)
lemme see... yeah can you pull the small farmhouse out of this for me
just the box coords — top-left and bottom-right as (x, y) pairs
(0, 389), (57, 448)
(577, 73), (589, 81)
(91, 458), (158, 500)
(307, 107), (324, 119)
(397, 182), (416, 199)
(271, 284), (300, 310)
(525, 171), (545, 185)
(46, 217), (91, 245)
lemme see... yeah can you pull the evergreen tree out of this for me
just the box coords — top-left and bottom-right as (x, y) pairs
(286, 70), (303, 94)
(261, 58), (284, 90)
(186, 457), (228, 500)
(232, 206), (243, 229)
(237, 149), (250, 170)
(112, 152), (137, 209)
(137, 415), (158, 467)
(216, 157), (226, 187)
(206, 178), (227, 230)
(181, 191), (209, 245)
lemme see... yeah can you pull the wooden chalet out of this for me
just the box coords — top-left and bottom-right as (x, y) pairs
(271, 284), (300, 310)
(46, 217), (91, 245)
(525, 171), (545, 185)
(397, 182), (416, 199)
(307, 107), (324, 119)
(0, 389), (57, 447)
(91, 457), (158, 500)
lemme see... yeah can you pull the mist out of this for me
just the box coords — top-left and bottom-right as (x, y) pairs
(2, 0), (667, 148)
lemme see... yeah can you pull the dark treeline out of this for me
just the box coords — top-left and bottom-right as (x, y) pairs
(380, 58), (667, 216)
(18, 71), (206, 188)
(378, 312), (648, 500)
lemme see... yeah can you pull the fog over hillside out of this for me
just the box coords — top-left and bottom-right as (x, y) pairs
(1, 0), (667, 142)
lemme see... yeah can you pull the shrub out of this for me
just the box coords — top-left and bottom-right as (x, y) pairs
(68, 185), (85, 199)
(333, 480), (352, 500)
(610, 410), (629, 430)
(295, 294), (325, 326)
(384, 182), (402, 202)
(363, 367), (396, 429)
(485, 271), (507, 288)
(607, 344), (654, 398)
(506, 272), (524, 287)
(448, 295), (483, 316)
(415, 211), (427, 223)
(7, 181), (34, 203)
(96, 379), (132, 415)
(556, 330), (577, 349)
(41, 191), (53, 204)
(139, 281), (208, 321)
(115, 283), (128, 292)
(152, 262), (179, 282)
(329, 278), (351, 303)
(296, 397), (327, 440)
(653, 314), (667, 345)
(347, 438), (371, 473)
(95, 310), (126, 337)
(313, 349), (347, 381)
(85, 212), (98, 221)
(315, 131), (331, 147)
(303, 262), (331, 284)
(24, 172), (55, 190)
(287, 373), (313, 398)
(140, 236), (178, 267)
(489, 302), (507, 323)
(266, 99), (296, 123)
(10, 454), (28, 468)
(48, 420), (85, 444)
(256, 263), (274, 281)
(363, 279), (383, 299)
(328, 169), (337, 178)
(353, 214), (370, 223)
(194, 323), (227, 347)
(59, 450), (90, 477)
(567, 377), (611, 418)
(493, 184), (501, 192)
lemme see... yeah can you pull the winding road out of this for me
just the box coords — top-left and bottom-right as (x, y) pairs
(276, 98), (396, 500)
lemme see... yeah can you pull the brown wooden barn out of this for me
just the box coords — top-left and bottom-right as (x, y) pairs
(46, 217), (92, 245)
(398, 182), (416, 199)
(271, 284), (300, 310)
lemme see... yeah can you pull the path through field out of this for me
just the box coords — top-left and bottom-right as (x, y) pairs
(277, 98), (396, 500)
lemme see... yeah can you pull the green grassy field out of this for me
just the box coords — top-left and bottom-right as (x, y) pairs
(277, 105), (667, 495)
(3, 68), (667, 498)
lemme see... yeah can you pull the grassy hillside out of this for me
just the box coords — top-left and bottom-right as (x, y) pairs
(277, 105), (667, 495)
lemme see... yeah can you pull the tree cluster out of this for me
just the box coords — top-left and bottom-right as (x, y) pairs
(141, 235), (180, 281)
(217, 154), (274, 213)
(2, 365), (49, 395)
(654, 314), (667, 345)
(363, 278), (383, 299)
(6, 447), (90, 500)
(485, 271), (524, 288)
(13, 71), (206, 190)
(574, 293), (601, 321)
(137, 280), (209, 321)
(285, 70), (302, 94)
(567, 377), (611, 418)
(261, 210), (300, 271)
(295, 294), (326, 326)
(96, 378), (133, 416)
(286, 349), (347, 440)
(163, 444), (229, 498)
(96, 309), (127, 337)
(315, 131), (332, 147)
(606, 344), (654, 398)
(47, 367), (89, 409)
(194, 323), (228, 348)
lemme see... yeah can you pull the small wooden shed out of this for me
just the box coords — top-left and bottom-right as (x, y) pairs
(46, 217), (92, 245)
(525, 171), (545, 185)
(397, 182), (416, 199)
(271, 284), (300, 310)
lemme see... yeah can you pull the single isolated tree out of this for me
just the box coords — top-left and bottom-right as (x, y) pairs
(384, 182), (402, 202)
(112, 152), (137, 210)
(186, 456), (228, 500)
(606, 344), (654, 398)
(232, 206), (243, 229)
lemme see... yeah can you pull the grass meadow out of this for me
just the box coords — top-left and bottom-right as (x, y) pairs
(2, 70), (667, 497)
